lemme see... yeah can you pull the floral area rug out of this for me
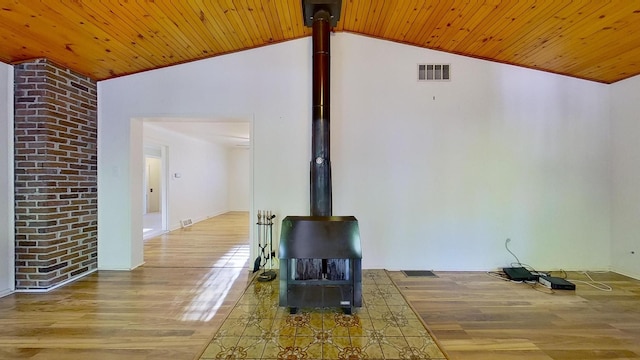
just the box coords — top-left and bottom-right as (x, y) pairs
(198, 269), (447, 360)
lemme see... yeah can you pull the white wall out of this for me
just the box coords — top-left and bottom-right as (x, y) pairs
(229, 148), (250, 211)
(610, 75), (640, 279)
(144, 123), (230, 229)
(0, 62), (14, 296)
(98, 39), (311, 269)
(332, 34), (611, 270)
(98, 33), (612, 272)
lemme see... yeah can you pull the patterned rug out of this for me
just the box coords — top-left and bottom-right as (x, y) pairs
(199, 269), (447, 360)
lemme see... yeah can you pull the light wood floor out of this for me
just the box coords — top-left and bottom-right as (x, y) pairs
(0, 211), (255, 360)
(2, 212), (640, 360)
(390, 271), (640, 360)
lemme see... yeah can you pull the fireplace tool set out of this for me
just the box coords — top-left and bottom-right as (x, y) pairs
(254, 210), (277, 282)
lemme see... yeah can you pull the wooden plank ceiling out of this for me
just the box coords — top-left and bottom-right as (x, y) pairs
(1, 0), (640, 83)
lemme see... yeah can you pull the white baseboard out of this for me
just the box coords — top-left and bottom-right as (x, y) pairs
(170, 211), (229, 231)
(611, 268), (640, 281)
(15, 268), (98, 293)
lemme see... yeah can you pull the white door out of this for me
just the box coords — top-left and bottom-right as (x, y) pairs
(145, 157), (161, 213)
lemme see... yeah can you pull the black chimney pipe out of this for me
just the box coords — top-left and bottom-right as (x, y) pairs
(310, 8), (332, 217)
(277, 1), (361, 315)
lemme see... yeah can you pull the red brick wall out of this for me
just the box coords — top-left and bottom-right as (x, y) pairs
(13, 59), (97, 290)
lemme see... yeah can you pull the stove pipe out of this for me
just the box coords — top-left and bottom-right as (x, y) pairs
(310, 8), (332, 217)
(278, 1), (360, 315)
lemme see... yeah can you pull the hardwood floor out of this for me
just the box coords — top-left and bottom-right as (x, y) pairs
(144, 213), (250, 269)
(390, 271), (640, 360)
(0, 211), (254, 360)
(1, 211), (640, 359)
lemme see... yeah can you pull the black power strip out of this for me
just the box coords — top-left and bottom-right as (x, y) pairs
(538, 275), (576, 290)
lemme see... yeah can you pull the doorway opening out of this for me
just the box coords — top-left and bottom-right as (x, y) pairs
(143, 144), (168, 240)
(140, 117), (253, 264)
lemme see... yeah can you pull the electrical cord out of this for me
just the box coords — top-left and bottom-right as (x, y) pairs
(486, 270), (554, 293)
(531, 281), (555, 294)
(505, 238), (522, 266)
(501, 238), (612, 292)
(505, 239), (548, 276)
(565, 270), (613, 292)
(556, 269), (568, 279)
(487, 240), (536, 283)
(548, 269), (612, 291)
(486, 271), (511, 281)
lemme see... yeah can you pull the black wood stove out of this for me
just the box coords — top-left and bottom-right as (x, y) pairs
(279, 216), (362, 314)
(278, 0), (362, 314)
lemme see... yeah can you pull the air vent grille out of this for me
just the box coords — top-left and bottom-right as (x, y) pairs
(418, 64), (450, 81)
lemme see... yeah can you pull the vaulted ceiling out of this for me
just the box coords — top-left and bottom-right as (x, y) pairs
(1, 0), (639, 84)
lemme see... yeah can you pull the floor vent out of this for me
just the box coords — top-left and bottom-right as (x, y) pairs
(418, 64), (450, 81)
(402, 270), (437, 277)
(180, 218), (193, 228)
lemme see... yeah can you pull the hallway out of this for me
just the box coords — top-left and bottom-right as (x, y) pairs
(143, 212), (250, 269)
(143, 211), (165, 240)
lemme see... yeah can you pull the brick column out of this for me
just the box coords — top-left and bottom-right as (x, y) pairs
(14, 59), (97, 290)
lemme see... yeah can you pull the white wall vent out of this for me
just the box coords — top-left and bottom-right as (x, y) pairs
(418, 64), (450, 81)
(180, 218), (193, 228)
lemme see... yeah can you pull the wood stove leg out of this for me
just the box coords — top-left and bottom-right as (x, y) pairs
(289, 307), (298, 314)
